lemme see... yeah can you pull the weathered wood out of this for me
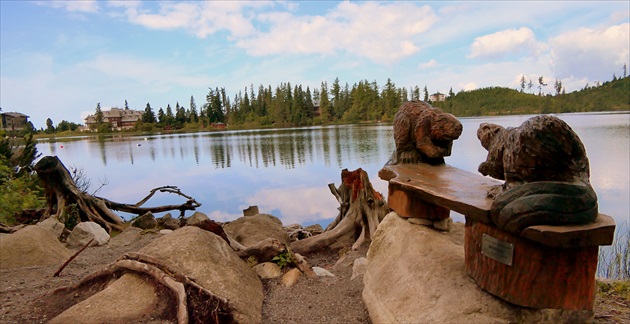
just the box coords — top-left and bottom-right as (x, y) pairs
(54, 238), (94, 277)
(34, 156), (201, 233)
(521, 213), (615, 248)
(465, 220), (598, 310)
(477, 115), (599, 234)
(379, 163), (500, 223)
(387, 182), (449, 220)
(389, 101), (463, 165)
(291, 168), (388, 254)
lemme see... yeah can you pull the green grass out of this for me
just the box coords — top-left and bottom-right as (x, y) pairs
(598, 222), (630, 280)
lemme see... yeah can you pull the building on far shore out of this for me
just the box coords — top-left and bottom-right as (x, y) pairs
(84, 108), (143, 131)
(1, 111), (30, 131)
(429, 92), (446, 102)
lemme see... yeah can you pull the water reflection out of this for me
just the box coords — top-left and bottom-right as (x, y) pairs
(36, 114), (628, 234)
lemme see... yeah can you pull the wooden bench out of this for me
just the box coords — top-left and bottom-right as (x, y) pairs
(379, 163), (616, 311)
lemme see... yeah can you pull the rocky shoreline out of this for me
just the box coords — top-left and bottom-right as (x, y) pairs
(1, 212), (627, 323)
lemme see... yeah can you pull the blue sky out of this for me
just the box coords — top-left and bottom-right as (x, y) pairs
(1, 1), (628, 128)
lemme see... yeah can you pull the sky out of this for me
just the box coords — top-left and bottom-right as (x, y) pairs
(1, 1), (629, 129)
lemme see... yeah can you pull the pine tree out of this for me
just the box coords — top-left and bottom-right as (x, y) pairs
(95, 103), (103, 124)
(520, 75), (526, 92)
(423, 86), (429, 102)
(45, 118), (55, 134)
(189, 95), (198, 123)
(538, 76), (547, 96)
(319, 81), (331, 122)
(142, 103), (156, 123)
(157, 108), (165, 125)
(124, 100), (129, 110)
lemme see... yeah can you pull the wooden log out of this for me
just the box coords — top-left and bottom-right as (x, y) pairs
(465, 220), (598, 310)
(387, 182), (449, 220)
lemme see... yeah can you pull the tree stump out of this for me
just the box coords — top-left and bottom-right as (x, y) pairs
(291, 168), (388, 255)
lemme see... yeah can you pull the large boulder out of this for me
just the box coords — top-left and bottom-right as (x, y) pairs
(157, 213), (180, 230)
(223, 213), (287, 247)
(65, 222), (110, 248)
(0, 225), (72, 269)
(51, 226), (264, 323)
(131, 212), (157, 230)
(37, 217), (65, 239)
(186, 211), (209, 225)
(363, 212), (591, 323)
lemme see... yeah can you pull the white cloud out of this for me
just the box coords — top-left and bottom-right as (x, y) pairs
(119, 1), (267, 38)
(549, 23), (629, 80)
(76, 54), (213, 88)
(237, 2), (437, 64)
(419, 59), (439, 69)
(35, 0), (99, 13)
(469, 27), (546, 59)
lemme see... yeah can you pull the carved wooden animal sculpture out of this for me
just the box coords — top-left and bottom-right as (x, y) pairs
(477, 115), (598, 234)
(390, 101), (463, 165)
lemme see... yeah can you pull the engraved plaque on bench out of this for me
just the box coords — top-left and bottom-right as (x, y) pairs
(481, 233), (514, 266)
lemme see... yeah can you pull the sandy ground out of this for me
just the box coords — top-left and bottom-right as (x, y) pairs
(0, 229), (369, 323)
(0, 229), (626, 324)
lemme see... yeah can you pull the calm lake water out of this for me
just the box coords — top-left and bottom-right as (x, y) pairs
(37, 112), (629, 233)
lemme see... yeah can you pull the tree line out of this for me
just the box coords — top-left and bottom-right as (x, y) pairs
(36, 64), (630, 133)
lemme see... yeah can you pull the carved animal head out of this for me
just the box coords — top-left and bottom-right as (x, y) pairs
(429, 112), (463, 141)
(477, 123), (505, 150)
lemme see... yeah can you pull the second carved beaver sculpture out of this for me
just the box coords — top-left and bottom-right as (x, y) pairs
(390, 101), (463, 165)
(477, 115), (598, 234)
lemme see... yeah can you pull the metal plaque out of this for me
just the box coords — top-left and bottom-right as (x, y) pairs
(481, 234), (514, 266)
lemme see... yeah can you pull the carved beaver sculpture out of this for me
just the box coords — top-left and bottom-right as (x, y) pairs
(390, 101), (463, 165)
(477, 115), (598, 234)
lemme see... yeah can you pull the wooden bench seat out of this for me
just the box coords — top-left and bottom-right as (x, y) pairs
(379, 163), (616, 310)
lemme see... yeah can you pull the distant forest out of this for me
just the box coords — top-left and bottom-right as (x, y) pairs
(42, 71), (630, 133)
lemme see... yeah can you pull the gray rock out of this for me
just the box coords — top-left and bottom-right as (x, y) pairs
(284, 223), (303, 231)
(312, 266), (335, 277)
(51, 226), (263, 323)
(433, 217), (452, 231)
(363, 212), (591, 323)
(186, 211), (209, 226)
(351, 257), (368, 280)
(158, 213), (180, 230)
(407, 218), (434, 226)
(304, 224), (324, 235)
(224, 213), (287, 247)
(253, 262), (282, 279)
(281, 268), (301, 287)
(65, 222), (110, 248)
(131, 212), (157, 230)
(159, 229), (173, 235)
(0, 225), (72, 269)
(243, 205), (259, 216)
(37, 217), (65, 239)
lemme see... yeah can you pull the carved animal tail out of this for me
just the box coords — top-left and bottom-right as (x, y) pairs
(490, 181), (598, 235)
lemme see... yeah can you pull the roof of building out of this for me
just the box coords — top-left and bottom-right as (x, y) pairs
(1, 112), (29, 118)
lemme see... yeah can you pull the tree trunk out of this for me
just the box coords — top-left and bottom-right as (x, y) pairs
(34, 156), (201, 233)
(291, 168), (388, 255)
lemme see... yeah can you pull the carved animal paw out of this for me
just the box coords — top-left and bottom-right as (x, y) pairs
(399, 150), (422, 164)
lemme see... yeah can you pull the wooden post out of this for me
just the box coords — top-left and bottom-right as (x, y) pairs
(465, 220), (598, 310)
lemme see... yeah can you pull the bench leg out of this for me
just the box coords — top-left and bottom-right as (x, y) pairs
(464, 219), (597, 310)
(387, 182), (450, 220)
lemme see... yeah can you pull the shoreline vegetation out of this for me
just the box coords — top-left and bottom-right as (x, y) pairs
(10, 74), (629, 139)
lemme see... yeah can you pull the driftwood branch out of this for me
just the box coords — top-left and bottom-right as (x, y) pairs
(34, 156), (202, 233)
(54, 238), (94, 277)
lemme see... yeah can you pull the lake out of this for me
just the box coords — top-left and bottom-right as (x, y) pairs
(37, 112), (629, 233)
